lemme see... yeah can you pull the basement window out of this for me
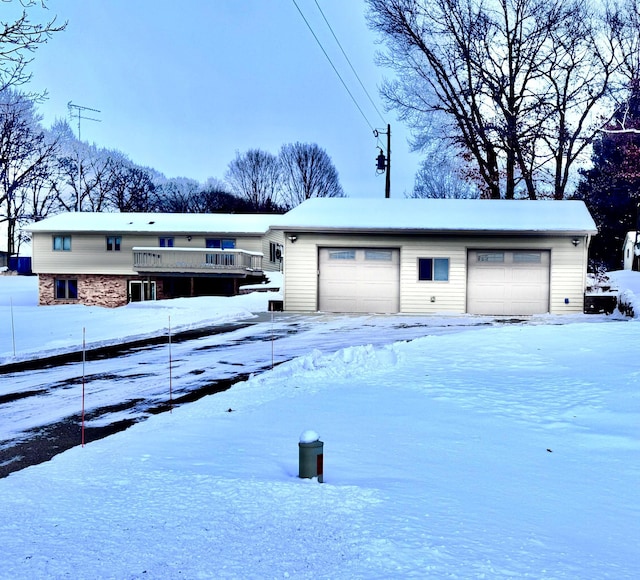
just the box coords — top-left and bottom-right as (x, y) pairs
(55, 279), (78, 300)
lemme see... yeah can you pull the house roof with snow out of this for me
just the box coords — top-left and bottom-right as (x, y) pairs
(27, 212), (278, 235)
(269, 198), (598, 235)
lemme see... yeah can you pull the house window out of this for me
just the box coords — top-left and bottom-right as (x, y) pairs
(55, 279), (78, 300)
(418, 258), (449, 281)
(206, 238), (236, 249)
(106, 236), (122, 251)
(53, 235), (71, 251)
(159, 237), (174, 248)
(269, 242), (283, 262)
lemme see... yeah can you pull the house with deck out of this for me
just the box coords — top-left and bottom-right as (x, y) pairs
(28, 212), (283, 307)
(270, 198), (597, 316)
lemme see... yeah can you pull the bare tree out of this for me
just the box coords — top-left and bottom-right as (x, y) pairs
(367, 0), (624, 199)
(104, 154), (158, 212)
(279, 142), (344, 208)
(410, 149), (479, 199)
(0, 88), (58, 255)
(49, 121), (116, 212)
(155, 177), (202, 213)
(189, 178), (249, 213)
(225, 149), (283, 210)
(0, 1), (65, 92)
(54, 145), (113, 212)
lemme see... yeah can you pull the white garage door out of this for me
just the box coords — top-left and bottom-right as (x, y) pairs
(467, 250), (550, 315)
(318, 248), (400, 313)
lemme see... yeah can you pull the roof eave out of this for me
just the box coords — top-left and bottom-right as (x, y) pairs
(271, 226), (598, 236)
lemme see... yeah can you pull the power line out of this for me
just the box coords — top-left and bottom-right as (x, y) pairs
(291, 0), (376, 132)
(312, 0), (387, 126)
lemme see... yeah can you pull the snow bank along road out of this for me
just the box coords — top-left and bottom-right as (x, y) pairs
(0, 311), (512, 477)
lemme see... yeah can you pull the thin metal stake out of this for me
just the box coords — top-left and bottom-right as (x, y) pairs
(81, 327), (86, 447)
(10, 297), (15, 357)
(169, 316), (173, 412)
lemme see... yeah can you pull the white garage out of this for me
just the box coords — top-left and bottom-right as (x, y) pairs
(318, 247), (400, 313)
(272, 198), (597, 316)
(467, 250), (550, 315)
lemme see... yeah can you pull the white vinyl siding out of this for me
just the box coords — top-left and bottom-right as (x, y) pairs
(261, 228), (285, 272)
(282, 236), (319, 311)
(281, 233), (588, 315)
(31, 232), (270, 276)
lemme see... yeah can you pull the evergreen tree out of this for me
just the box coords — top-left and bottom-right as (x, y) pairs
(576, 83), (640, 270)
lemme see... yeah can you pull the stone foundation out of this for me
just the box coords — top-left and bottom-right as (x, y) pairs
(38, 274), (166, 308)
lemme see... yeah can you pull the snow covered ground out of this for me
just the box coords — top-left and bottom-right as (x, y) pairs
(0, 273), (639, 579)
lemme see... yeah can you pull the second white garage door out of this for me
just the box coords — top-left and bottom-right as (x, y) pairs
(318, 248), (400, 313)
(467, 250), (550, 315)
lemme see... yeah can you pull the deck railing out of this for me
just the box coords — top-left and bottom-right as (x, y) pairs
(132, 247), (263, 275)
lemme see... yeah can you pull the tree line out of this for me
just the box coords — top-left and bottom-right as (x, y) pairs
(4, 1), (640, 270)
(0, 3), (345, 258)
(368, 0), (639, 198)
(0, 90), (344, 256)
(369, 0), (640, 268)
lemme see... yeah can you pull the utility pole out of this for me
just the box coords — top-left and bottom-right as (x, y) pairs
(374, 124), (391, 198)
(67, 102), (101, 211)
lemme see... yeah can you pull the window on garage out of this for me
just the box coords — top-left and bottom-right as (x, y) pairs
(365, 249), (393, 261)
(477, 252), (504, 263)
(329, 250), (356, 260)
(418, 258), (449, 281)
(513, 251), (542, 263)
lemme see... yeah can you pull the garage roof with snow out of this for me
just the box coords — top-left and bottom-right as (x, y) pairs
(270, 198), (597, 235)
(27, 212), (276, 235)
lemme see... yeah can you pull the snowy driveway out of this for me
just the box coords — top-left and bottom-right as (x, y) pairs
(0, 311), (507, 477)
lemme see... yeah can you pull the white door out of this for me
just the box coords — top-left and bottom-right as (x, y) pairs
(467, 250), (550, 315)
(318, 248), (400, 313)
(129, 280), (156, 302)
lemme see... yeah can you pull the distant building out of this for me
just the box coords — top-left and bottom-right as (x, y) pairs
(622, 231), (640, 271)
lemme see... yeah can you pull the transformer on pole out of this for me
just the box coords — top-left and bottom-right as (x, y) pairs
(374, 124), (391, 198)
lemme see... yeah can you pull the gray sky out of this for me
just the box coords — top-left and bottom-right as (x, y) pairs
(18, 0), (421, 198)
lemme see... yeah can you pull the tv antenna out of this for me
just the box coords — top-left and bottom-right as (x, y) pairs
(67, 101), (101, 141)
